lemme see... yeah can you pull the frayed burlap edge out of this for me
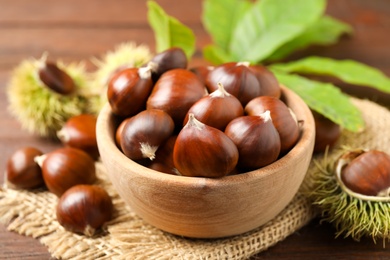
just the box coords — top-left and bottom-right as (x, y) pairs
(0, 97), (387, 259)
(0, 163), (315, 260)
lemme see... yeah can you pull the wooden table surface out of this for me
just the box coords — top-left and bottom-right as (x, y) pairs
(1, 0), (390, 259)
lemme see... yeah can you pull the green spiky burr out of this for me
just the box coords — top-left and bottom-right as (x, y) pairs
(90, 41), (153, 114)
(308, 148), (390, 245)
(7, 54), (93, 138)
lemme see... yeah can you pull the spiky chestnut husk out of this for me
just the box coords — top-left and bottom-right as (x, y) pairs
(308, 148), (390, 245)
(90, 42), (153, 113)
(7, 54), (93, 138)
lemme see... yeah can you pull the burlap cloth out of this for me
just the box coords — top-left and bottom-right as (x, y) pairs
(1, 97), (389, 260)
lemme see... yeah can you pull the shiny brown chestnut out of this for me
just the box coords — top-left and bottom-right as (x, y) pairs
(205, 61), (261, 106)
(146, 68), (206, 126)
(107, 66), (153, 117)
(183, 83), (244, 131)
(146, 161), (179, 175)
(115, 117), (131, 149)
(6, 147), (45, 189)
(173, 114), (239, 178)
(38, 61), (76, 95)
(312, 111), (341, 153)
(56, 184), (113, 236)
(336, 150), (390, 197)
(36, 147), (96, 197)
(248, 65), (281, 98)
(152, 135), (177, 171)
(120, 109), (175, 161)
(245, 96), (299, 155)
(225, 111), (281, 170)
(189, 65), (214, 85)
(142, 135), (179, 175)
(57, 114), (99, 160)
(148, 47), (188, 81)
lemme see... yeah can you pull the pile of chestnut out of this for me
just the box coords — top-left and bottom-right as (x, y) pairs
(5, 114), (113, 237)
(109, 47), (301, 178)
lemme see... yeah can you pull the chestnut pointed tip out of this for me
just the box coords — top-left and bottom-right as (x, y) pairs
(83, 224), (97, 237)
(140, 142), (158, 160)
(37, 52), (49, 70)
(259, 110), (272, 122)
(209, 82), (231, 98)
(56, 128), (70, 143)
(34, 154), (47, 168)
(138, 65), (153, 79)
(147, 61), (158, 72)
(236, 61), (250, 67)
(185, 113), (205, 130)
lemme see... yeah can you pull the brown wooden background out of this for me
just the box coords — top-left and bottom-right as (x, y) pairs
(1, 0), (390, 259)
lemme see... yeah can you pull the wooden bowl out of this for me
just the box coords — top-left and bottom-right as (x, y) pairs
(96, 86), (315, 238)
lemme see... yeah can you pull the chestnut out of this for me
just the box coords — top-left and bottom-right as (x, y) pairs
(152, 135), (177, 172)
(115, 117), (131, 149)
(36, 147), (96, 197)
(38, 60), (76, 95)
(312, 111), (341, 153)
(120, 109), (175, 161)
(146, 161), (179, 175)
(189, 65), (214, 85)
(148, 47), (188, 81)
(56, 184), (113, 236)
(173, 114), (239, 178)
(183, 83), (244, 131)
(6, 147), (45, 189)
(225, 111), (281, 170)
(107, 66), (153, 117)
(245, 96), (300, 155)
(205, 61), (261, 106)
(146, 68), (206, 126)
(248, 65), (281, 99)
(57, 114), (99, 160)
(336, 150), (390, 197)
(140, 135), (179, 175)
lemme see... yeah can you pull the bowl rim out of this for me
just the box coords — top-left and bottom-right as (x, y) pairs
(96, 85), (315, 187)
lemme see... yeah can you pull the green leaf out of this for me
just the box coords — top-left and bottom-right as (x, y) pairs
(147, 1), (196, 59)
(202, 0), (252, 52)
(271, 70), (364, 132)
(267, 16), (353, 61)
(229, 0), (326, 63)
(271, 56), (390, 94)
(203, 45), (234, 64)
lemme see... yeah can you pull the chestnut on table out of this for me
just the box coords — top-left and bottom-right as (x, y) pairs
(1, 0), (390, 259)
